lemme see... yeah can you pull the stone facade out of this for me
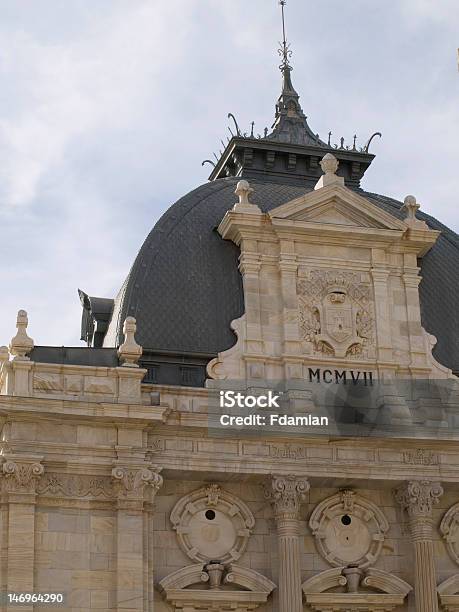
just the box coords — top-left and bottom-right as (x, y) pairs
(0, 157), (458, 612)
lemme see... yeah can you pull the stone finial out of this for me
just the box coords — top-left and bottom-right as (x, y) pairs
(320, 152), (339, 175)
(402, 195), (427, 228)
(0, 346), (9, 365)
(232, 180), (261, 214)
(315, 153), (345, 190)
(235, 180), (253, 205)
(118, 316), (142, 367)
(9, 310), (34, 361)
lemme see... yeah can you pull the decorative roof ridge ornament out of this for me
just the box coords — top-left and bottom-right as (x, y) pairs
(118, 316), (142, 367)
(314, 153), (345, 190)
(401, 195), (428, 229)
(9, 309), (34, 361)
(204, 5), (380, 183)
(233, 180), (262, 214)
(278, 0), (292, 71)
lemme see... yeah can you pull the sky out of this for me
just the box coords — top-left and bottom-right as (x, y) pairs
(0, 0), (458, 347)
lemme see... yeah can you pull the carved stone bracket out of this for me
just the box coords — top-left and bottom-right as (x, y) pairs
(264, 474), (310, 520)
(2, 459), (44, 495)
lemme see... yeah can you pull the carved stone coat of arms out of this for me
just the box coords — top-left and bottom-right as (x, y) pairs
(297, 269), (376, 359)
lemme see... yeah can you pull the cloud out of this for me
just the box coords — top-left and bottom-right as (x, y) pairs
(0, 0), (457, 347)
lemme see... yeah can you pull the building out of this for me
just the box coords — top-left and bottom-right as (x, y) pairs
(0, 7), (458, 612)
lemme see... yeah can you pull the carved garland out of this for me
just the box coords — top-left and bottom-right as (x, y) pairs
(37, 473), (113, 498)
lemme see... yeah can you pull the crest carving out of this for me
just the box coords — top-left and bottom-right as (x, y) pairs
(297, 269), (375, 358)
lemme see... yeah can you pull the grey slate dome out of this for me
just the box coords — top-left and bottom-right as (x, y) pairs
(101, 177), (459, 378)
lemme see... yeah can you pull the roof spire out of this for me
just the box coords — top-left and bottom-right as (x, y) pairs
(266, 1), (325, 146)
(278, 0), (292, 71)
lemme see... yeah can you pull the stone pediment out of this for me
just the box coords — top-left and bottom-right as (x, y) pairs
(268, 184), (407, 232)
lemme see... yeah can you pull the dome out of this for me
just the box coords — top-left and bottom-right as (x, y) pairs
(100, 175), (459, 376)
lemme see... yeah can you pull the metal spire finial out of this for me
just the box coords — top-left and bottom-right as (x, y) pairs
(278, 0), (292, 70)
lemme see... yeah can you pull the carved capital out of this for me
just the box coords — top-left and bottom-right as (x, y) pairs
(395, 480), (443, 520)
(264, 474), (309, 520)
(111, 465), (163, 503)
(2, 460), (44, 494)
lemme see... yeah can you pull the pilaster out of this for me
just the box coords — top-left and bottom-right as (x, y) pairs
(1, 455), (44, 612)
(111, 464), (163, 612)
(264, 474), (309, 612)
(239, 241), (264, 356)
(279, 240), (301, 356)
(371, 250), (393, 362)
(402, 253), (427, 368)
(395, 480), (443, 612)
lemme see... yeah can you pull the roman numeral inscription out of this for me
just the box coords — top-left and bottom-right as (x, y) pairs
(308, 368), (374, 385)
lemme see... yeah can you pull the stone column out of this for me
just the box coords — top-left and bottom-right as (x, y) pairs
(2, 456), (44, 612)
(264, 475), (309, 612)
(111, 465), (163, 612)
(396, 480), (443, 612)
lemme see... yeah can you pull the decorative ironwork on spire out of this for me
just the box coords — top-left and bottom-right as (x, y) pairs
(266, 1), (326, 146)
(203, 2), (381, 181)
(278, 1), (292, 71)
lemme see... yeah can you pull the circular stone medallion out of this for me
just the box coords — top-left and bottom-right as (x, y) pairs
(309, 490), (389, 569)
(170, 484), (255, 564)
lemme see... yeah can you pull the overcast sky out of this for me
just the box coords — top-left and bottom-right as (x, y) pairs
(0, 0), (458, 347)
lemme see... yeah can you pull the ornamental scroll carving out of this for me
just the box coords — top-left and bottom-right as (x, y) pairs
(264, 474), (310, 520)
(2, 460), (44, 494)
(297, 269), (375, 359)
(111, 466), (163, 501)
(309, 490), (389, 569)
(395, 480), (443, 519)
